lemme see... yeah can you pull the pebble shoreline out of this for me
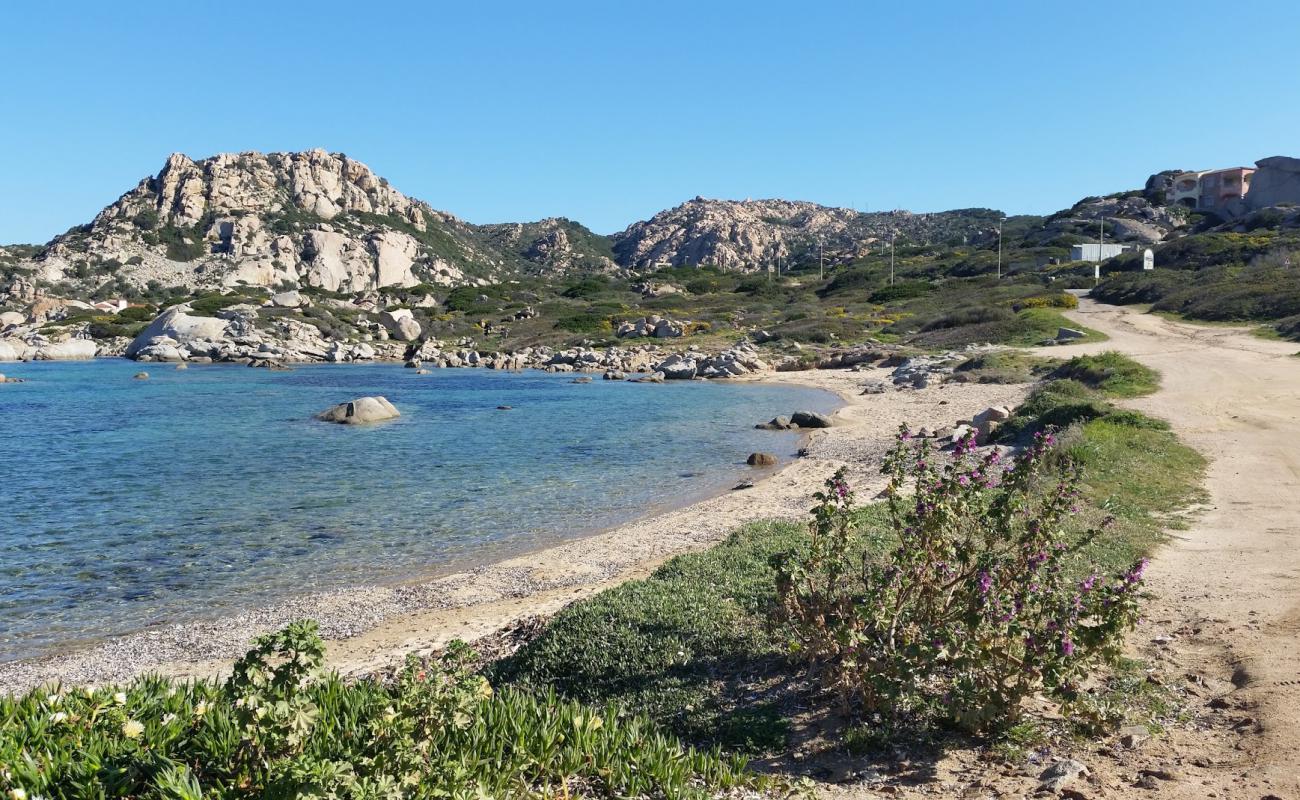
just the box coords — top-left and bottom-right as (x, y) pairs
(0, 364), (1030, 694)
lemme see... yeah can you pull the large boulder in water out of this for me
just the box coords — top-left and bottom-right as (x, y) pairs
(125, 306), (230, 360)
(316, 396), (401, 425)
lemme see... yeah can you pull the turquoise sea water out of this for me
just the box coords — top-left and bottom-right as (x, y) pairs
(0, 360), (837, 662)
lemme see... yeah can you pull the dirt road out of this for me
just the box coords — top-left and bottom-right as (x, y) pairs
(1048, 298), (1300, 797)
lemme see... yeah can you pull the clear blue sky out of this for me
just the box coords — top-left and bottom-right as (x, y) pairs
(3, 0), (1298, 244)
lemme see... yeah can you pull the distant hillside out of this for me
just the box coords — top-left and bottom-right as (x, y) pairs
(477, 218), (617, 275)
(610, 197), (1004, 271)
(12, 150), (630, 297)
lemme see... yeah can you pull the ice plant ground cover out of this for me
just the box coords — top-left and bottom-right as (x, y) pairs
(0, 622), (767, 799)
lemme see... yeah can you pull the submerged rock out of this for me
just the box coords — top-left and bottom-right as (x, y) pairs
(316, 396), (400, 425)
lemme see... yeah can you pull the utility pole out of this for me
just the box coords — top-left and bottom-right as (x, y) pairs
(889, 231), (896, 286)
(997, 216), (1007, 279)
(818, 239), (825, 281)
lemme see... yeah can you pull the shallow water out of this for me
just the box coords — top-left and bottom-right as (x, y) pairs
(0, 360), (837, 661)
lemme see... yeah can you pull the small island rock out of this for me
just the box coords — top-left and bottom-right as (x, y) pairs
(316, 396), (400, 425)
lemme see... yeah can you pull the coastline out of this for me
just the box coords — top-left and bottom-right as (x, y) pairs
(0, 365), (1030, 694)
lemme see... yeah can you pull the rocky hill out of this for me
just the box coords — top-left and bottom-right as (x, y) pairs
(21, 150), (530, 295)
(609, 198), (1004, 271)
(477, 217), (618, 275)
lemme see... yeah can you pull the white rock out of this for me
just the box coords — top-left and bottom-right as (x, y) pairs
(316, 396), (400, 425)
(125, 306), (231, 359)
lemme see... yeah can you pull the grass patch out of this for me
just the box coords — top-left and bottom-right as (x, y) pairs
(1049, 351), (1159, 397)
(494, 520), (808, 754)
(950, 350), (1058, 384)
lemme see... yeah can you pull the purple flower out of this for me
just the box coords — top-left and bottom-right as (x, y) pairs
(1124, 558), (1150, 585)
(1061, 638), (1075, 656)
(978, 570), (992, 594)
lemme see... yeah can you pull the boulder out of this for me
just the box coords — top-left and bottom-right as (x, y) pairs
(972, 406), (1013, 426)
(653, 319), (684, 338)
(125, 306), (230, 359)
(268, 290), (306, 308)
(756, 415), (794, 431)
(315, 396), (401, 425)
(791, 411), (833, 429)
(0, 311), (25, 329)
(571, 376), (593, 384)
(632, 372), (665, 384)
(1056, 327), (1086, 341)
(379, 309), (422, 342)
(747, 452), (778, 466)
(1037, 759), (1089, 794)
(33, 339), (98, 360)
(1245, 155), (1300, 211)
(134, 372), (149, 380)
(655, 354), (697, 380)
(0, 340), (19, 361)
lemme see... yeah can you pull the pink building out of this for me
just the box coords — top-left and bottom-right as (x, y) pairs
(1171, 167), (1256, 210)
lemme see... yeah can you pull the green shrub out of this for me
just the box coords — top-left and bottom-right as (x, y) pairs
(920, 305), (1012, 331)
(555, 312), (612, 333)
(115, 305), (157, 323)
(869, 280), (933, 303)
(1016, 292), (1078, 310)
(561, 276), (611, 299)
(188, 293), (247, 317)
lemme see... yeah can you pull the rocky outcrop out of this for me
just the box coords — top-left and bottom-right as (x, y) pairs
(125, 306), (231, 360)
(1029, 194), (1186, 247)
(617, 315), (687, 339)
(1245, 156), (1300, 211)
(316, 396), (401, 425)
(611, 197), (1002, 272)
(22, 150), (502, 294)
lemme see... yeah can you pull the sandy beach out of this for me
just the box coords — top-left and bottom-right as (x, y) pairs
(0, 365), (1028, 694)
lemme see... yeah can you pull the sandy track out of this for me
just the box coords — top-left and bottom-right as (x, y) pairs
(1042, 299), (1300, 797)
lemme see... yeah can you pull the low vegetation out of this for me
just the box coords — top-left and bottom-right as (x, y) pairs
(0, 623), (763, 799)
(501, 353), (1203, 761)
(1094, 231), (1300, 339)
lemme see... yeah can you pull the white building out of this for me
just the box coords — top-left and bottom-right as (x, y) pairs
(1071, 243), (1129, 261)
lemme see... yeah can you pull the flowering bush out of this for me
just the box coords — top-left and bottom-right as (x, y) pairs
(773, 427), (1146, 732)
